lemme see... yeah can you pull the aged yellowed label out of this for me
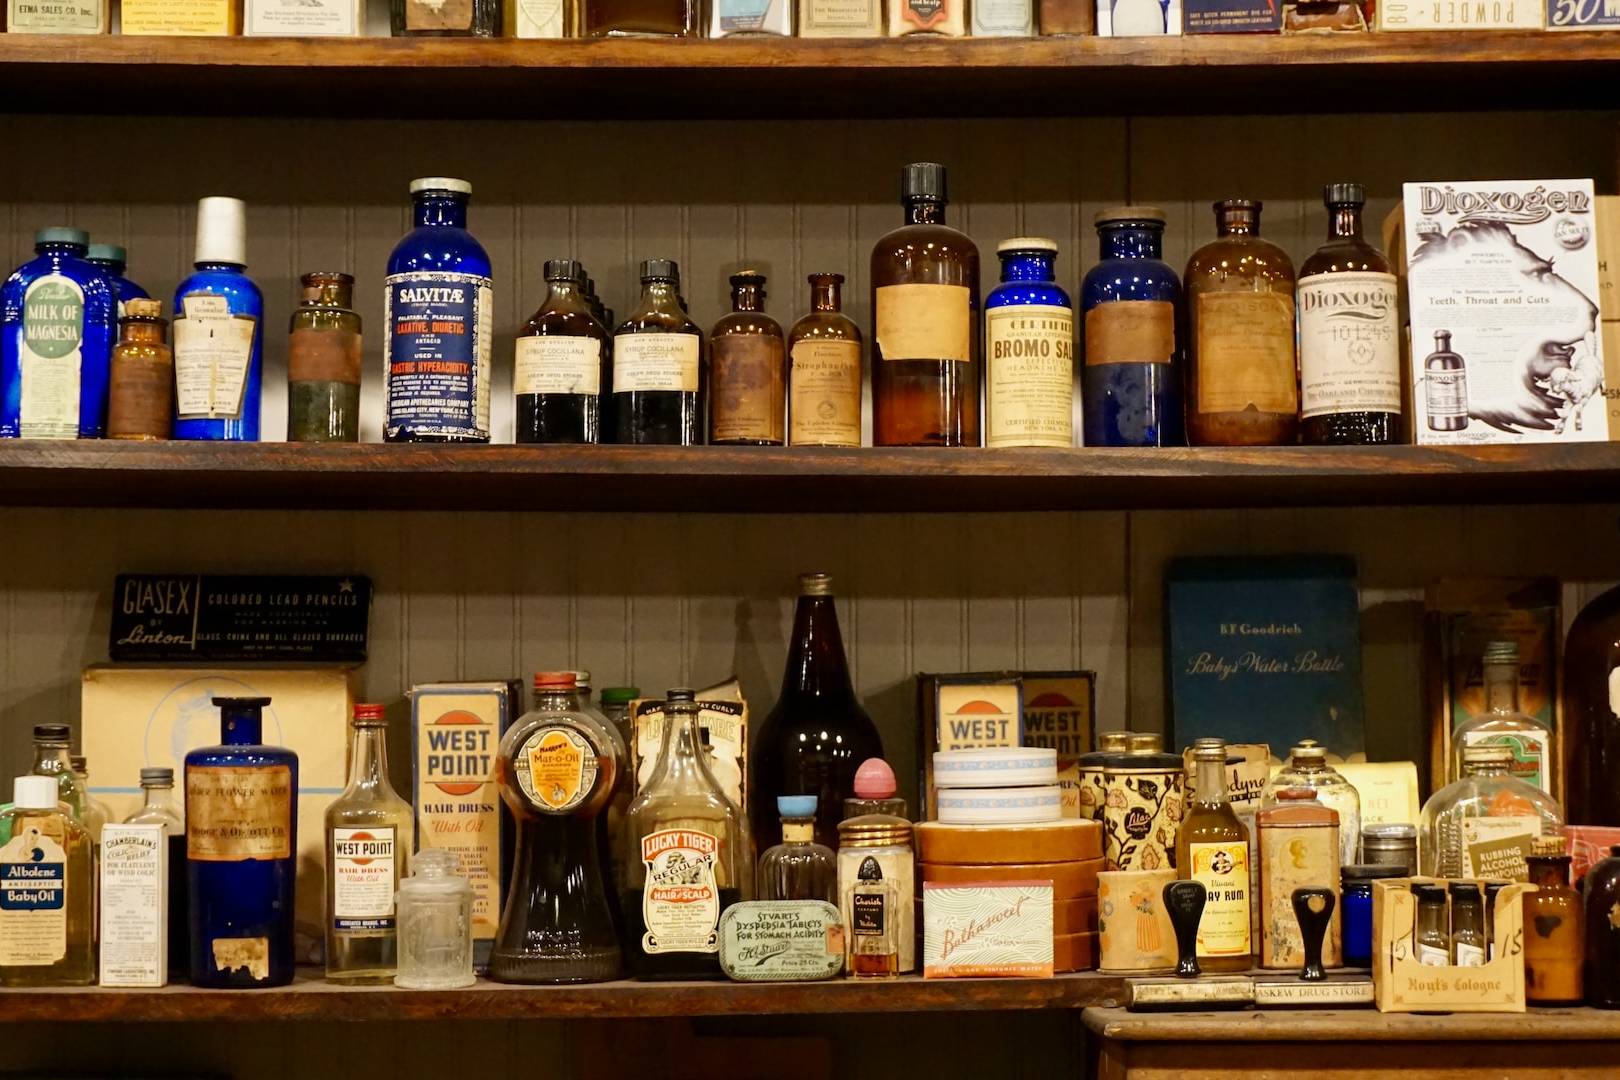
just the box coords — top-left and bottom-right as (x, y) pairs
(186, 765), (293, 862)
(641, 829), (721, 954)
(789, 339), (861, 447)
(0, 822), (68, 966)
(1259, 824), (1340, 968)
(710, 335), (786, 444)
(517, 725), (598, 813)
(935, 683), (1020, 751)
(986, 303), (1073, 448)
(174, 295), (255, 420)
(514, 336), (601, 397)
(613, 333), (700, 393)
(1195, 291), (1297, 415)
(1189, 840), (1251, 958)
(1085, 300), (1175, 366)
(121, 0), (238, 32)
(414, 693), (504, 943)
(211, 937), (270, 981)
(875, 284), (971, 363)
(1461, 816), (1539, 880)
(406, 0), (472, 28)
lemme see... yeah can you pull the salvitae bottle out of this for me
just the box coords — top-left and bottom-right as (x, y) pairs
(172, 197), (264, 441)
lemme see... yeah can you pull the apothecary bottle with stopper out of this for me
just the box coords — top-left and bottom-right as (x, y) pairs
(614, 259), (704, 445)
(515, 259), (611, 445)
(288, 272), (362, 443)
(107, 298), (173, 441)
(172, 198), (263, 442)
(709, 270), (786, 446)
(395, 848), (476, 990)
(787, 273), (863, 447)
(984, 236), (1074, 449)
(757, 795), (837, 904)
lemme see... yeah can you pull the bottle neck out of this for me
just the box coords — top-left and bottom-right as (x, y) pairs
(638, 279), (684, 315)
(140, 784), (180, 815)
(1483, 660), (1520, 714)
(648, 704), (717, 793)
(120, 320), (167, 345)
(38, 243), (84, 259)
(220, 709), (264, 746)
(905, 199), (945, 226)
(545, 280), (585, 309)
(32, 744), (71, 774)
(1217, 210), (1258, 237)
(346, 723), (388, 789)
(780, 594), (856, 702)
(534, 689), (578, 712)
(414, 195), (469, 229)
(90, 260), (124, 276)
(810, 280), (842, 312)
(194, 261), (245, 273)
(1099, 225), (1164, 260)
(781, 818), (815, 844)
(731, 285), (764, 313)
(1193, 757), (1229, 805)
(1327, 204), (1364, 241)
(1528, 860), (1569, 889)
(998, 252), (1056, 284)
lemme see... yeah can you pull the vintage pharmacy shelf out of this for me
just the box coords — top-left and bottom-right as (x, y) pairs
(1083, 1006), (1620, 1041)
(0, 971), (1124, 1021)
(0, 439), (1616, 512)
(2, 31), (1620, 117)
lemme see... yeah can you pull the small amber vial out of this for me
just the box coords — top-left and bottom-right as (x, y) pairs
(107, 297), (173, 440)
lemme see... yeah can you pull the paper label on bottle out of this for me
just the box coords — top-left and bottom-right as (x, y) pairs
(1084, 300), (1175, 366)
(1297, 271), (1401, 418)
(0, 825), (68, 966)
(512, 0), (563, 35)
(211, 936), (270, 981)
(515, 725), (599, 814)
(852, 889), (888, 936)
(805, 0), (880, 28)
(289, 327), (362, 387)
(1259, 823), (1340, 968)
(613, 333), (700, 394)
(1460, 815), (1540, 880)
(970, 0), (1029, 30)
(514, 336), (601, 397)
(1194, 291), (1297, 415)
(789, 339), (862, 446)
(18, 275), (84, 439)
(186, 765), (293, 862)
(986, 303), (1074, 448)
(8, 0), (106, 31)
(900, 0), (949, 27)
(875, 284), (971, 363)
(1188, 840), (1251, 958)
(405, 0), (472, 29)
(1461, 730), (1552, 793)
(384, 271), (493, 441)
(245, 0), (358, 34)
(174, 294), (255, 421)
(332, 826), (397, 930)
(99, 823), (165, 988)
(641, 828), (721, 954)
(1455, 940), (1486, 967)
(710, 335), (785, 443)
(1609, 666), (1620, 721)
(1416, 942), (1449, 966)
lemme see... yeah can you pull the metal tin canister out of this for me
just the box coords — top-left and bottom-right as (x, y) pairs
(1361, 823), (1418, 875)
(1101, 734), (1184, 871)
(1098, 868), (1177, 974)
(1076, 730), (1130, 823)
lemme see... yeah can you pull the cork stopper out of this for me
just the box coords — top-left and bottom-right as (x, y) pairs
(124, 297), (164, 320)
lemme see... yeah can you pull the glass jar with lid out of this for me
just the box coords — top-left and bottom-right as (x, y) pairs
(395, 848), (476, 990)
(1262, 739), (1360, 866)
(1419, 743), (1564, 879)
(1360, 823), (1417, 875)
(836, 811), (914, 974)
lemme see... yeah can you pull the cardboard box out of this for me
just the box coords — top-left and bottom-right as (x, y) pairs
(1375, 0), (1542, 28)
(82, 664), (354, 956)
(1095, 0), (1181, 33)
(1183, 0), (1278, 32)
(1566, 825), (1620, 885)
(1335, 761), (1421, 829)
(245, 0), (361, 32)
(1548, 0), (1620, 26)
(1596, 196), (1620, 436)
(99, 823), (167, 988)
(1371, 877), (1530, 1013)
(923, 881), (1055, 978)
(120, 0), (241, 33)
(1014, 672), (1095, 821)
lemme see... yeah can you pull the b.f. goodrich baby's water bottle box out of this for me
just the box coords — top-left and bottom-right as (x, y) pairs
(1403, 179), (1609, 445)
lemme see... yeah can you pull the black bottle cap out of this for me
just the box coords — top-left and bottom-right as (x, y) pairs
(33, 724), (70, 742)
(640, 259), (680, 283)
(730, 269), (766, 289)
(901, 162), (947, 202)
(1324, 182), (1366, 207)
(858, 854), (884, 882)
(212, 696), (273, 709)
(666, 687), (696, 703)
(544, 259), (583, 283)
(1449, 882), (1483, 902)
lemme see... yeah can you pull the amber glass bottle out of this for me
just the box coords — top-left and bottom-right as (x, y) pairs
(788, 273), (863, 447)
(1525, 840), (1584, 1005)
(1563, 583), (1620, 825)
(614, 260), (704, 445)
(106, 298), (173, 440)
(709, 271), (786, 446)
(871, 162), (980, 447)
(1176, 740), (1253, 973)
(516, 260), (611, 445)
(1184, 199), (1298, 446)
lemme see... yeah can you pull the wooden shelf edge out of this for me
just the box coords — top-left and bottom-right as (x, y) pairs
(1081, 1005), (1620, 1042)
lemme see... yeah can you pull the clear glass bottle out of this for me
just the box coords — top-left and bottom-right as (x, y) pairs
(287, 271), (362, 443)
(1452, 640), (1558, 799)
(984, 237), (1074, 449)
(599, 685), (640, 895)
(1564, 583), (1620, 825)
(1450, 882), (1486, 966)
(1422, 330), (1469, 433)
(1175, 739), (1252, 972)
(1261, 740), (1360, 866)
(516, 259), (611, 445)
(871, 162), (980, 447)
(28, 724), (84, 821)
(1296, 183), (1402, 446)
(622, 688), (745, 979)
(1414, 884), (1450, 966)
(86, 244), (149, 314)
(849, 854), (901, 976)
(1525, 838), (1584, 1004)
(392, 0), (498, 34)
(172, 198), (264, 442)
(709, 270), (786, 446)
(787, 273), (863, 448)
(395, 848), (476, 990)
(106, 298), (173, 441)
(756, 796), (837, 904)
(125, 766), (187, 979)
(0, 775), (94, 987)
(326, 703), (413, 985)
(491, 672), (622, 984)
(614, 260), (704, 446)
(69, 756), (109, 844)
(584, 0), (699, 34)
(1419, 743), (1564, 880)
(1184, 199), (1298, 447)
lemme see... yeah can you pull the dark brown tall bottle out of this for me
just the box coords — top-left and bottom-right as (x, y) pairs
(613, 259), (704, 445)
(1563, 583), (1620, 824)
(788, 273), (863, 447)
(750, 573), (884, 852)
(871, 162), (980, 447)
(1184, 199), (1298, 447)
(516, 259), (611, 444)
(709, 270), (786, 446)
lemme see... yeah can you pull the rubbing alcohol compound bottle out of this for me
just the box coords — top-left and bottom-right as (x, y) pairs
(172, 198), (264, 442)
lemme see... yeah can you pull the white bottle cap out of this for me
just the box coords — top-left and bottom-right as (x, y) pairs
(13, 775), (58, 810)
(409, 177), (472, 196)
(194, 196), (247, 267)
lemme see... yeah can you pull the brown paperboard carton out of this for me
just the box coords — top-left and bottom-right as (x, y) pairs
(1371, 877), (1531, 1013)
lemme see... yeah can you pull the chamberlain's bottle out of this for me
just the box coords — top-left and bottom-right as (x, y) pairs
(124, 767), (188, 978)
(614, 260), (704, 445)
(172, 198), (263, 442)
(186, 696), (298, 988)
(1080, 206), (1183, 447)
(984, 237), (1074, 449)
(751, 572), (884, 852)
(515, 260), (611, 444)
(385, 177), (494, 443)
(85, 243), (149, 314)
(0, 227), (117, 439)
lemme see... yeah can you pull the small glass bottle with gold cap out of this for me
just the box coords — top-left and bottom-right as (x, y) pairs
(287, 271), (362, 443)
(106, 298), (173, 441)
(837, 807), (914, 975)
(1262, 739), (1360, 866)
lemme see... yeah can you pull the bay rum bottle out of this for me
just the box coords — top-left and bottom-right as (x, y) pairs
(1176, 739), (1253, 972)
(871, 162), (980, 447)
(709, 270), (786, 446)
(788, 273), (863, 447)
(1184, 199), (1297, 447)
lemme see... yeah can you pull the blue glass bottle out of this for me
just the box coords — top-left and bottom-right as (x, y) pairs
(1080, 207), (1184, 447)
(86, 243), (150, 315)
(172, 197), (263, 442)
(186, 696), (298, 989)
(984, 237), (1075, 448)
(385, 177), (493, 443)
(0, 227), (116, 440)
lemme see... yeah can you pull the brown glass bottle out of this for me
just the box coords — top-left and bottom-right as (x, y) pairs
(516, 260), (611, 445)
(1184, 199), (1298, 447)
(613, 260), (704, 445)
(392, 0), (499, 34)
(1563, 583), (1620, 824)
(708, 270), (786, 446)
(106, 298), (173, 441)
(788, 273), (863, 447)
(750, 573), (884, 853)
(871, 162), (980, 447)
(287, 272), (362, 444)
(584, 0), (699, 34)
(1297, 184), (1401, 446)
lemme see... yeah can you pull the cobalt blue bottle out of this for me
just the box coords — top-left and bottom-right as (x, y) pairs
(172, 197), (263, 441)
(984, 237), (1075, 448)
(0, 228), (116, 440)
(385, 177), (493, 443)
(1080, 206), (1184, 447)
(86, 243), (150, 315)
(186, 696), (298, 989)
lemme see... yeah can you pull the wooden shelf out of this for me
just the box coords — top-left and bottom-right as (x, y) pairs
(2, 32), (1619, 117)
(0, 440), (1617, 512)
(0, 971), (1123, 1022)
(1083, 1005), (1620, 1042)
